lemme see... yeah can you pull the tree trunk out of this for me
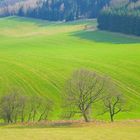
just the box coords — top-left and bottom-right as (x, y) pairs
(38, 109), (46, 122)
(28, 112), (32, 122)
(110, 114), (114, 122)
(21, 112), (24, 122)
(38, 114), (43, 122)
(7, 114), (13, 123)
(14, 114), (17, 123)
(33, 110), (37, 122)
(83, 112), (89, 122)
(109, 108), (114, 122)
(21, 107), (25, 122)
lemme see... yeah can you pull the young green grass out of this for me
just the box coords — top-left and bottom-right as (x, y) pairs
(0, 16), (140, 120)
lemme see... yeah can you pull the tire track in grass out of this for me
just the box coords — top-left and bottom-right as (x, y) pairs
(0, 58), (61, 100)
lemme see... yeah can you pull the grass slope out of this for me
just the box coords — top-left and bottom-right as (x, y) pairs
(0, 16), (140, 120)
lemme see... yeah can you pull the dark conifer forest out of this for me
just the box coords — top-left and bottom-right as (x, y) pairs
(98, 0), (140, 36)
(0, 0), (110, 20)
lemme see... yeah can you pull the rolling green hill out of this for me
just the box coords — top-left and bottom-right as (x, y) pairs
(0, 16), (140, 120)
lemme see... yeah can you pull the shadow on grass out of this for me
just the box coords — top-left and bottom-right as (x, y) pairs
(71, 30), (140, 44)
(0, 121), (74, 129)
(0, 120), (95, 129)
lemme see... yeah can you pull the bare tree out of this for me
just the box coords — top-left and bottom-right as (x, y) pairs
(38, 98), (53, 122)
(0, 92), (21, 123)
(63, 69), (106, 122)
(19, 95), (27, 123)
(102, 79), (127, 122)
(27, 96), (42, 122)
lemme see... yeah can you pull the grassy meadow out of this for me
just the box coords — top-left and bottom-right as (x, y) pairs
(0, 16), (140, 120)
(0, 121), (140, 140)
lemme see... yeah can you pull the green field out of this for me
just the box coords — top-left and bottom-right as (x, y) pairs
(0, 121), (140, 140)
(0, 16), (140, 120)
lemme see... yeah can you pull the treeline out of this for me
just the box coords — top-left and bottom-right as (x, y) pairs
(98, 0), (140, 36)
(0, 0), (40, 17)
(0, 69), (128, 124)
(0, 92), (53, 123)
(0, 0), (110, 21)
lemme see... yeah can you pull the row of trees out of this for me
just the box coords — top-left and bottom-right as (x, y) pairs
(0, 0), (40, 17)
(0, 69), (128, 123)
(0, 0), (110, 21)
(0, 92), (53, 123)
(98, 0), (140, 36)
(24, 0), (110, 21)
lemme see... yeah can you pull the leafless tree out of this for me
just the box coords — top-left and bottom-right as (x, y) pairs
(63, 69), (106, 122)
(19, 95), (28, 123)
(0, 92), (21, 123)
(102, 79), (127, 122)
(38, 98), (53, 121)
(27, 96), (42, 122)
